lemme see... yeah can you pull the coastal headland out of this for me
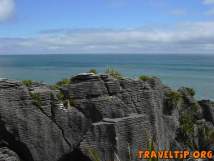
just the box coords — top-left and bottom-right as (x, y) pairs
(0, 72), (213, 161)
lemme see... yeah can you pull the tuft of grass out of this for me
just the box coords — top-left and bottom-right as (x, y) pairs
(180, 113), (195, 135)
(186, 87), (195, 96)
(190, 102), (199, 113)
(30, 92), (42, 108)
(56, 78), (70, 86)
(56, 92), (65, 101)
(178, 112), (198, 149)
(139, 75), (152, 81)
(52, 78), (70, 90)
(105, 67), (123, 80)
(148, 138), (158, 161)
(178, 109), (204, 149)
(56, 91), (75, 108)
(203, 127), (214, 146)
(22, 80), (33, 87)
(166, 91), (182, 105)
(164, 91), (181, 114)
(208, 130), (214, 143)
(88, 69), (97, 74)
(88, 148), (101, 161)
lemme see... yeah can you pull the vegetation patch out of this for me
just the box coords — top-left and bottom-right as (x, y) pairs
(148, 138), (158, 161)
(56, 92), (65, 101)
(22, 80), (33, 87)
(164, 91), (182, 114)
(180, 113), (195, 135)
(178, 112), (197, 148)
(139, 75), (152, 81)
(88, 68), (97, 74)
(30, 92), (42, 109)
(185, 87), (196, 96)
(105, 67), (123, 80)
(87, 148), (101, 161)
(203, 127), (214, 147)
(52, 78), (70, 90)
(56, 91), (75, 108)
(207, 130), (214, 144)
(190, 102), (199, 113)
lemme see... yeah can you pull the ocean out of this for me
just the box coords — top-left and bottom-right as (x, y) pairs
(0, 54), (213, 100)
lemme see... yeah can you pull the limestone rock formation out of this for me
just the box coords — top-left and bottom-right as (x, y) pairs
(0, 147), (21, 161)
(0, 73), (213, 161)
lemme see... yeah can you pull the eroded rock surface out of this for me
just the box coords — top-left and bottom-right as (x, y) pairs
(0, 73), (213, 161)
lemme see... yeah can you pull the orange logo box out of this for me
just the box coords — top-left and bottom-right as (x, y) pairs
(138, 150), (213, 159)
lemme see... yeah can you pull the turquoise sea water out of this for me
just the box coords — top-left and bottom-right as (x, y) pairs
(0, 54), (213, 100)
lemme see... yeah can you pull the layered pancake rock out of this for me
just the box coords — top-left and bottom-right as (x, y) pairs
(0, 73), (213, 161)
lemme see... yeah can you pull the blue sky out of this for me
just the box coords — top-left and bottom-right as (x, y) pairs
(1, 0), (214, 54)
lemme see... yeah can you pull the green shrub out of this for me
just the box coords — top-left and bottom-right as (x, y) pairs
(22, 80), (33, 87)
(186, 87), (196, 96)
(56, 91), (75, 108)
(88, 69), (97, 74)
(139, 75), (152, 81)
(88, 148), (101, 161)
(180, 113), (195, 135)
(52, 78), (70, 89)
(166, 91), (181, 105)
(51, 85), (57, 90)
(190, 102), (199, 113)
(164, 91), (181, 114)
(179, 112), (196, 148)
(208, 130), (214, 143)
(56, 78), (70, 86)
(56, 92), (65, 101)
(30, 92), (42, 108)
(105, 67), (123, 79)
(203, 128), (214, 145)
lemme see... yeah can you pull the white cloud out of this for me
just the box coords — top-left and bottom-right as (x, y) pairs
(2, 22), (214, 54)
(0, 0), (15, 22)
(205, 8), (214, 15)
(202, 0), (214, 16)
(203, 0), (214, 4)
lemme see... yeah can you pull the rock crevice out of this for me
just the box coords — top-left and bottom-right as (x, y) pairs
(0, 74), (213, 161)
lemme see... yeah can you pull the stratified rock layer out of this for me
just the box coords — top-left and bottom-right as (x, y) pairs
(0, 73), (213, 161)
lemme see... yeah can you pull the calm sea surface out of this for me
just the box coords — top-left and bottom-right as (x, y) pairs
(0, 54), (213, 100)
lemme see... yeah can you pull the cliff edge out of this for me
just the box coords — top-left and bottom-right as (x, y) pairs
(0, 73), (213, 161)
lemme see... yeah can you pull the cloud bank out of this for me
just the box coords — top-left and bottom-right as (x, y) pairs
(1, 22), (214, 54)
(0, 0), (15, 22)
(203, 0), (214, 5)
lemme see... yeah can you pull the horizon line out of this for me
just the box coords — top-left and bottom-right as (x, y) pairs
(1, 53), (214, 56)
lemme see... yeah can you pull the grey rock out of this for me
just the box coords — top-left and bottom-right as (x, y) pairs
(0, 73), (213, 161)
(64, 80), (108, 99)
(0, 80), (70, 161)
(80, 114), (152, 161)
(199, 100), (214, 125)
(52, 106), (91, 148)
(71, 73), (100, 83)
(0, 147), (20, 161)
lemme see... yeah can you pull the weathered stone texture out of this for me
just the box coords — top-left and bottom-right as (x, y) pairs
(0, 74), (213, 161)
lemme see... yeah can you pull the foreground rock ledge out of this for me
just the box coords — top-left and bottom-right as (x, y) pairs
(0, 73), (213, 161)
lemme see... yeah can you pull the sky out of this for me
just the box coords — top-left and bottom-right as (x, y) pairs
(1, 0), (214, 54)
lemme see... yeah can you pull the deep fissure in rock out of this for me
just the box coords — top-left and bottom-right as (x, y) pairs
(0, 119), (34, 161)
(58, 149), (92, 161)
